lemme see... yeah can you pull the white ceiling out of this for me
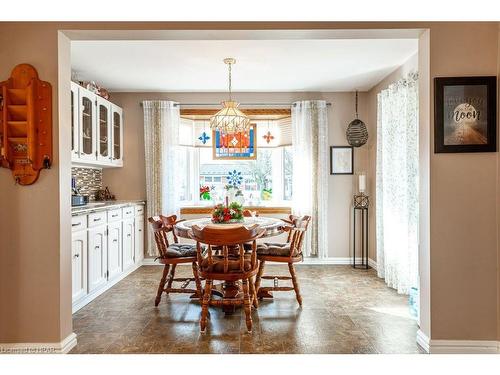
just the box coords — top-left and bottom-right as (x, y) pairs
(71, 39), (418, 92)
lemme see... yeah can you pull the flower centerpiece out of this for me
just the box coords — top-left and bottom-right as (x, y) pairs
(211, 200), (244, 224)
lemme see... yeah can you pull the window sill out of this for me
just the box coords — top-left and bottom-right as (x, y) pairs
(180, 204), (292, 215)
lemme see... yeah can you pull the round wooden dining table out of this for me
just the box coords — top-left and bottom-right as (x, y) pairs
(174, 216), (285, 239)
(174, 216), (285, 314)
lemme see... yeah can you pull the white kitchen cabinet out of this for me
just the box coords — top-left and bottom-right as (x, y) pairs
(107, 220), (122, 281)
(71, 203), (145, 313)
(78, 88), (97, 162)
(71, 229), (87, 302)
(96, 95), (112, 164)
(134, 216), (145, 264)
(111, 105), (123, 167)
(71, 82), (80, 161)
(122, 218), (135, 271)
(71, 84), (123, 168)
(88, 224), (108, 292)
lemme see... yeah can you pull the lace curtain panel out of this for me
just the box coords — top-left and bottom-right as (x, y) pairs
(143, 100), (181, 256)
(291, 100), (329, 258)
(376, 73), (419, 294)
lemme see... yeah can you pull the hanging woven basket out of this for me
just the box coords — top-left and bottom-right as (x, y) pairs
(346, 91), (368, 147)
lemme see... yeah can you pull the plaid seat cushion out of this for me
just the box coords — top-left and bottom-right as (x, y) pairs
(257, 242), (292, 257)
(165, 243), (198, 258)
(200, 255), (252, 273)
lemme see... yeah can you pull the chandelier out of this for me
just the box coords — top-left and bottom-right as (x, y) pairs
(210, 58), (250, 134)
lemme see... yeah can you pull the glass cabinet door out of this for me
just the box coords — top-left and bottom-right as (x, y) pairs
(97, 98), (110, 162)
(70, 83), (79, 158)
(79, 91), (96, 160)
(112, 105), (123, 165)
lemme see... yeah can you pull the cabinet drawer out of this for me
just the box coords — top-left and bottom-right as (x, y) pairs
(88, 211), (107, 227)
(134, 205), (145, 217)
(107, 208), (122, 222)
(71, 215), (87, 232)
(122, 206), (135, 219)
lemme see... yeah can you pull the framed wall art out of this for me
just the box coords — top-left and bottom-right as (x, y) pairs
(434, 76), (497, 153)
(330, 146), (354, 175)
(212, 124), (257, 160)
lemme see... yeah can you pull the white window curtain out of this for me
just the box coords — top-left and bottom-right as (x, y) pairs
(291, 100), (329, 258)
(143, 100), (181, 256)
(376, 73), (419, 294)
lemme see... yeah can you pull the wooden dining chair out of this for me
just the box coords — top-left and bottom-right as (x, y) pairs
(189, 224), (265, 333)
(254, 215), (312, 306)
(243, 209), (259, 217)
(148, 215), (203, 306)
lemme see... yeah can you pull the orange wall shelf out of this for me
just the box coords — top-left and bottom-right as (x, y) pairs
(0, 64), (52, 185)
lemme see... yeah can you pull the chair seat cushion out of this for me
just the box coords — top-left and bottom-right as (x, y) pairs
(165, 243), (198, 258)
(257, 242), (292, 257)
(200, 255), (252, 273)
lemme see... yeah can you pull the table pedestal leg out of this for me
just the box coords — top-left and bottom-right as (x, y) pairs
(210, 281), (243, 315)
(257, 290), (274, 299)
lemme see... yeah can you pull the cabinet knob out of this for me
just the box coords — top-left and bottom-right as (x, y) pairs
(95, 245), (100, 249)
(127, 234), (131, 237)
(74, 253), (80, 258)
(113, 239), (118, 243)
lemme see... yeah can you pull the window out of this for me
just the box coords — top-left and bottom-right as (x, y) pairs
(177, 118), (293, 206)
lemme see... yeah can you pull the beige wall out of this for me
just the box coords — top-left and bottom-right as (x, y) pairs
(0, 24), (72, 343)
(103, 91), (369, 259)
(0, 21), (499, 346)
(428, 24), (498, 341)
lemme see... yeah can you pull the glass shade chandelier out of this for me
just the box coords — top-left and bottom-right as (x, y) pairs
(210, 58), (250, 134)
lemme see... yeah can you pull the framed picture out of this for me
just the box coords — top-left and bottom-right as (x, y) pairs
(434, 76), (497, 153)
(330, 146), (353, 175)
(212, 124), (257, 160)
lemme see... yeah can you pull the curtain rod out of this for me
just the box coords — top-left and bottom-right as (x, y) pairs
(139, 102), (332, 107)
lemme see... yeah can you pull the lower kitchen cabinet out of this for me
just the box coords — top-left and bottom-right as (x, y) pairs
(134, 216), (145, 264)
(88, 224), (108, 293)
(122, 218), (135, 271)
(71, 230), (87, 302)
(71, 203), (145, 313)
(107, 220), (122, 280)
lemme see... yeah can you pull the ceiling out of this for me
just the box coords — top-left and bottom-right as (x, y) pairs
(71, 39), (418, 92)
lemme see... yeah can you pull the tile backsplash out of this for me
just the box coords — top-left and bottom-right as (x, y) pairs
(72, 167), (102, 201)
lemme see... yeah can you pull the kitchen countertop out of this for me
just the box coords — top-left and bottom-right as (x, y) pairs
(72, 200), (145, 216)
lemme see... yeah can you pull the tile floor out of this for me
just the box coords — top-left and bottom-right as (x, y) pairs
(70, 265), (424, 354)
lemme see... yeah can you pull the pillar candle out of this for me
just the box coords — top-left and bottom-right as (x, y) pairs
(359, 174), (366, 193)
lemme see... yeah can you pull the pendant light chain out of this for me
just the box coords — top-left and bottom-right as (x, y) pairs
(228, 61), (232, 101)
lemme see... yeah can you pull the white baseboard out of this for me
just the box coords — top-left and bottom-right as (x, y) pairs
(416, 329), (430, 353)
(0, 332), (77, 354)
(416, 329), (500, 353)
(72, 262), (142, 313)
(143, 257), (377, 268)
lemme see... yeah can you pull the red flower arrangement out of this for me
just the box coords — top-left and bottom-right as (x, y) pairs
(211, 201), (244, 224)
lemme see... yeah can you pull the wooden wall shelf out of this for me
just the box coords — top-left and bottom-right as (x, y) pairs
(0, 64), (52, 185)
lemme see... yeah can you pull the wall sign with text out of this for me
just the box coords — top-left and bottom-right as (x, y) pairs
(434, 76), (497, 153)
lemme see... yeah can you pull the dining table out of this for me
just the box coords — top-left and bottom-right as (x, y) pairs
(174, 216), (285, 314)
